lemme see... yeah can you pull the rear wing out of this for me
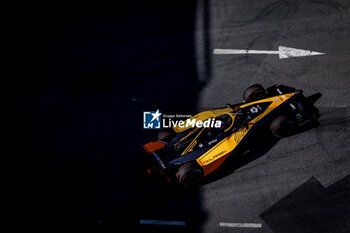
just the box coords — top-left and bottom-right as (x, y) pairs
(143, 141), (167, 169)
(143, 141), (166, 153)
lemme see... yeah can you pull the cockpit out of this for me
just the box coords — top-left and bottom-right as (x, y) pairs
(171, 109), (253, 155)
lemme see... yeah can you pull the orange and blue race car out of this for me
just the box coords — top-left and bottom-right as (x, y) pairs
(143, 84), (321, 187)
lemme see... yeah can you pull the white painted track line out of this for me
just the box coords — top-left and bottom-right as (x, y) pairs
(140, 219), (186, 226)
(214, 46), (325, 59)
(219, 222), (262, 228)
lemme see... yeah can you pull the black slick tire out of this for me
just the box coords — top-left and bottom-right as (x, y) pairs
(176, 162), (203, 187)
(243, 84), (266, 102)
(270, 115), (294, 138)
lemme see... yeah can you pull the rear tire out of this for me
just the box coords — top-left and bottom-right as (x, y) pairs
(176, 162), (203, 187)
(270, 116), (294, 138)
(243, 84), (266, 102)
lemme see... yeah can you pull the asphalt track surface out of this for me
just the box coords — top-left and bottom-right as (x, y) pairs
(7, 1), (350, 232)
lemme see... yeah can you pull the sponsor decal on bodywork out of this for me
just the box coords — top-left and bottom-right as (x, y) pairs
(201, 150), (227, 165)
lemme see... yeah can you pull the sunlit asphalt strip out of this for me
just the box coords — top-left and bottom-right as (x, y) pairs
(140, 219), (186, 226)
(219, 222), (262, 228)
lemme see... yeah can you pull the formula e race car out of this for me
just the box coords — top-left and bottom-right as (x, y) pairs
(143, 84), (321, 187)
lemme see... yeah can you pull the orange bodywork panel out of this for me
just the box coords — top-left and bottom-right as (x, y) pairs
(143, 141), (166, 154)
(199, 152), (230, 175)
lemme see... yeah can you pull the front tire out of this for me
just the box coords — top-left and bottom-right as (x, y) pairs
(243, 84), (266, 102)
(270, 116), (294, 138)
(176, 162), (203, 187)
